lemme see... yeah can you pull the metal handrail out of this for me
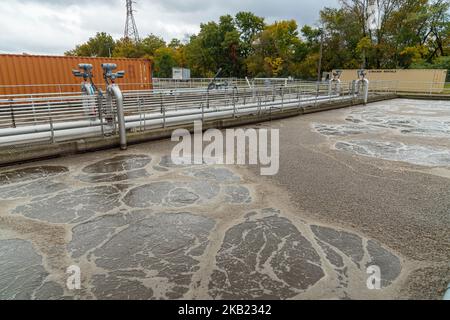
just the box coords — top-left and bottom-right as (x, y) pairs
(0, 79), (442, 147)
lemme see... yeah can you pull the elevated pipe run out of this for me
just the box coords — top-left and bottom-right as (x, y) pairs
(0, 70), (375, 147)
(0, 94), (350, 146)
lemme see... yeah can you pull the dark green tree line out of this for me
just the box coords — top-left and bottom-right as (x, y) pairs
(66, 2), (449, 79)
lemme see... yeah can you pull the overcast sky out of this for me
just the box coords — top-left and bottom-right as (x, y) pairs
(0, 0), (338, 55)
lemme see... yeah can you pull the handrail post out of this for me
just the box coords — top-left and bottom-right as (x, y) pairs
(31, 95), (37, 125)
(201, 102), (205, 124)
(9, 99), (16, 128)
(46, 103), (55, 143)
(97, 92), (105, 137)
(50, 117), (55, 144)
(138, 96), (143, 132)
(163, 102), (166, 128)
(233, 88), (236, 118)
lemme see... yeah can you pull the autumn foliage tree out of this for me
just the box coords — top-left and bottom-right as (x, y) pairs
(66, 2), (449, 80)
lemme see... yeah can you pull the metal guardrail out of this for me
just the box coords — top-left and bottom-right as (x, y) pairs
(1, 79), (446, 96)
(152, 78), (299, 90)
(0, 82), (154, 96)
(0, 81), (369, 130)
(0, 79), (429, 147)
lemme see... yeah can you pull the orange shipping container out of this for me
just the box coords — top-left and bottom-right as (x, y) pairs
(0, 54), (153, 95)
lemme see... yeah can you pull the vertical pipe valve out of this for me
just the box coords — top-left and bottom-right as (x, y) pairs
(102, 63), (127, 150)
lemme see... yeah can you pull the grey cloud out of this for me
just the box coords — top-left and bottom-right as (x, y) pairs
(0, 0), (338, 55)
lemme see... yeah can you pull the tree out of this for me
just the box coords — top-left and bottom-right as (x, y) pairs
(247, 20), (305, 77)
(426, 0), (450, 59)
(111, 34), (167, 60)
(153, 47), (177, 78)
(65, 32), (115, 57)
(235, 12), (266, 58)
(399, 45), (428, 67)
(318, 7), (363, 70)
(65, 4), (449, 79)
(185, 31), (218, 77)
(112, 38), (145, 58)
(140, 34), (166, 56)
(411, 55), (450, 81)
(184, 14), (245, 77)
(168, 38), (182, 49)
(264, 57), (284, 76)
(314, 0), (448, 70)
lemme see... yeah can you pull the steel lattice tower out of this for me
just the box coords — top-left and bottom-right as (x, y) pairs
(367, 0), (380, 32)
(124, 0), (140, 42)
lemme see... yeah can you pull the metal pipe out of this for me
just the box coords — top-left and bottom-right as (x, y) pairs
(362, 79), (369, 104)
(108, 85), (127, 150)
(0, 93), (342, 136)
(0, 94), (350, 146)
(2, 80), (370, 146)
(355, 79), (369, 104)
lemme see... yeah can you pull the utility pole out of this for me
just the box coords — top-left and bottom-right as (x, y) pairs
(124, 0), (140, 42)
(317, 28), (324, 83)
(362, 0), (368, 69)
(363, 0), (380, 69)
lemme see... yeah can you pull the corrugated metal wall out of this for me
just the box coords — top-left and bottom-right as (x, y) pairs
(0, 54), (153, 95)
(335, 69), (448, 93)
